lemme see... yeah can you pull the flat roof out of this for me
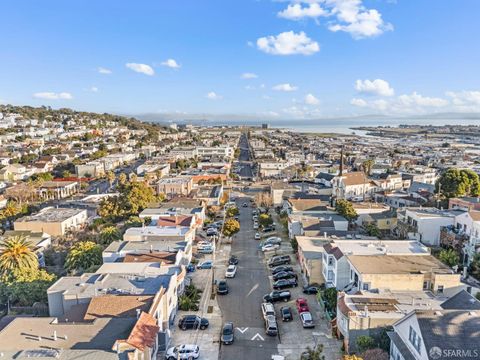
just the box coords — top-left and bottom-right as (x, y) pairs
(347, 254), (453, 275)
(331, 240), (430, 256)
(15, 207), (86, 223)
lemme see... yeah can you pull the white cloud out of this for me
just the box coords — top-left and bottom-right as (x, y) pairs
(305, 93), (320, 105)
(446, 91), (480, 106)
(241, 72), (258, 79)
(33, 92), (73, 100)
(398, 92), (448, 107)
(97, 67), (112, 74)
(125, 63), (155, 76)
(273, 83), (298, 92)
(90, 86), (99, 93)
(282, 105), (322, 118)
(257, 31), (319, 55)
(350, 98), (368, 107)
(245, 85), (256, 91)
(355, 79), (394, 97)
(327, 0), (393, 39)
(206, 92), (222, 100)
(161, 59), (181, 69)
(370, 99), (389, 111)
(278, 3), (328, 20)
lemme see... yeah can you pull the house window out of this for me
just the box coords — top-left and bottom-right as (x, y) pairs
(363, 283), (369, 291)
(437, 285), (444, 294)
(328, 257), (334, 266)
(423, 281), (429, 290)
(408, 326), (422, 354)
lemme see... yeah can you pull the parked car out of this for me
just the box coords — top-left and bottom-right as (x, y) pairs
(221, 322), (234, 345)
(268, 255), (291, 267)
(262, 243), (280, 252)
(271, 265), (293, 275)
(273, 278), (298, 290)
(265, 315), (278, 336)
(280, 306), (293, 322)
(265, 236), (282, 244)
(217, 280), (229, 295)
(186, 264), (196, 273)
(300, 311), (314, 328)
(262, 226), (275, 233)
(206, 228), (217, 236)
(197, 260), (213, 269)
(303, 285), (321, 295)
(165, 344), (200, 360)
(254, 232), (261, 240)
(263, 290), (291, 303)
(197, 241), (213, 249)
(273, 271), (297, 281)
(253, 222), (259, 230)
(178, 315), (209, 330)
(225, 265), (237, 278)
(261, 302), (276, 319)
(296, 298), (309, 313)
(198, 246), (214, 254)
(228, 255), (238, 265)
(252, 215), (258, 221)
(242, 203), (248, 207)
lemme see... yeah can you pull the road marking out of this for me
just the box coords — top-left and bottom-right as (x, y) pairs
(245, 283), (259, 297)
(236, 327), (249, 334)
(251, 333), (265, 341)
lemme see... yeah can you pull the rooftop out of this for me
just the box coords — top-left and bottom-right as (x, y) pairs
(347, 254), (453, 275)
(104, 240), (187, 253)
(328, 240), (430, 257)
(15, 207), (86, 223)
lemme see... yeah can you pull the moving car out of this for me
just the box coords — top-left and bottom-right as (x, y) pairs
(225, 265), (237, 278)
(228, 255), (238, 265)
(271, 265), (293, 275)
(263, 290), (291, 303)
(261, 302), (276, 319)
(217, 280), (229, 295)
(280, 306), (293, 322)
(165, 344), (200, 360)
(273, 271), (297, 281)
(178, 315), (209, 330)
(273, 278), (298, 290)
(268, 255), (291, 267)
(262, 243), (280, 252)
(197, 260), (213, 269)
(300, 311), (314, 328)
(221, 322), (234, 345)
(296, 298), (309, 313)
(303, 285), (321, 295)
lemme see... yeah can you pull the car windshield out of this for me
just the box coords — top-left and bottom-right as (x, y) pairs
(223, 326), (232, 335)
(302, 313), (312, 320)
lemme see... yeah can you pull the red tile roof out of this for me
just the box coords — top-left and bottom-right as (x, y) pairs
(126, 312), (159, 351)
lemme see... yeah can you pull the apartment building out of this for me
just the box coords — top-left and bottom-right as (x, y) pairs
(156, 176), (193, 198)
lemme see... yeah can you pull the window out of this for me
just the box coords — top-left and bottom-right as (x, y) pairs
(363, 283), (369, 291)
(408, 326), (422, 354)
(437, 285), (444, 294)
(328, 257), (334, 266)
(423, 281), (429, 290)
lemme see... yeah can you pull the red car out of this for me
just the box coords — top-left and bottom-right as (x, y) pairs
(296, 298), (309, 313)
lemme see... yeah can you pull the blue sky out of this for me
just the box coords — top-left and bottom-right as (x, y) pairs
(1, 0), (480, 119)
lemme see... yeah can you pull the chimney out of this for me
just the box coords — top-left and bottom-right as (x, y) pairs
(53, 331), (57, 341)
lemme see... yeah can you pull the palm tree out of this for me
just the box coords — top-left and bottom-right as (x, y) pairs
(106, 171), (116, 188)
(0, 236), (38, 274)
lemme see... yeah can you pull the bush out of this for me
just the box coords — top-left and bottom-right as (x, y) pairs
(323, 288), (338, 314)
(356, 336), (376, 353)
(259, 213), (273, 227)
(438, 248), (460, 267)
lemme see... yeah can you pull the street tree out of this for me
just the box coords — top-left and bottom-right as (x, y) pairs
(223, 218), (240, 237)
(335, 199), (358, 223)
(106, 170), (116, 188)
(65, 241), (102, 272)
(300, 344), (325, 360)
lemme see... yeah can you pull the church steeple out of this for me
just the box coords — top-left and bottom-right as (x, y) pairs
(339, 145), (344, 176)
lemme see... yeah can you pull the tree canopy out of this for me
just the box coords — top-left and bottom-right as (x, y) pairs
(65, 241), (103, 272)
(335, 199), (358, 223)
(223, 218), (240, 237)
(0, 235), (38, 276)
(436, 168), (480, 198)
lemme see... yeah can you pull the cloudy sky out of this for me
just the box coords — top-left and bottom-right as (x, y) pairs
(1, 0), (480, 119)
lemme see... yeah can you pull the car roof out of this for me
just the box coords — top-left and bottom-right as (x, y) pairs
(179, 344), (199, 350)
(301, 312), (312, 319)
(223, 322), (233, 329)
(183, 315), (199, 319)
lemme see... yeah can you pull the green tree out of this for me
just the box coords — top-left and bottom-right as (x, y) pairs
(300, 344), (325, 360)
(323, 287), (338, 313)
(0, 201), (23, 221)
(356, 336), (376, 353)
(31, 172), (54, 182)
(335, 199), (358, 223)
(0, 236), (38, 276)
(226, 206), (239, 218)
(65, 241), (102, 272)
(439, 248), (460, 267)
(362, 159), (374, 176)
(436, 168), (480, 198)
(223, 218), (240, 237)
(259, 213), (273, 227)
(364, 223), (380, 237)
(469, 253), (480, 279)
(106, 170), (116, 188)
(99, 226), (121, 245)
(62, 170), (72, 178)
(118, 172), (127, 186)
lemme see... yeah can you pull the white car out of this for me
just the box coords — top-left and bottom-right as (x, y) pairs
(262, 243), (280, 252)
(254, 232), (261, 240)
(197, 241), (213, 249)
(165, 344), (200, 360)
(225, 265), (237, 278)
(300, 312), (314, 328)
(253, 222), (259, 230)
(265, 237), (282, 244)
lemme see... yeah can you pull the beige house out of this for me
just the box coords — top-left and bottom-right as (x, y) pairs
(157, 176), (193, 198)
(296, 236), (328, 285)
(346, 254), (463, 295)
(37, 180), (79, 200)
(14, 207), (88, 236)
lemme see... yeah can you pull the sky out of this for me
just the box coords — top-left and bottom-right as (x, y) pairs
(1, 0), (480, 120)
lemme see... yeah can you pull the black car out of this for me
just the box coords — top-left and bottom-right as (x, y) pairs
(217, 280), (229, 295)
(242, 203), (248, 207)
(262, 226), (275, 233)
(228, 255), (239, 265)
(263, 290), (291, 303)
(271, 265), (293, 275)
(280, 306), (293, 322)
(273, 278), (298, 290)
(221, 322), (234, 345)
(268, 255), (291, 268)
(303, 285), (321, 295)
(273, 271), (298, 281)
(178, 315), (209, 330)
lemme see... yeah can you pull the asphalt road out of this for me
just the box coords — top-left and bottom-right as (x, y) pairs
(238, 133), (254, 179)
(217, 198), (279, 360)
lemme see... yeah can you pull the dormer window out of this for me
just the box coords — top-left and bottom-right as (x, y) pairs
(408, 326), (422, 354)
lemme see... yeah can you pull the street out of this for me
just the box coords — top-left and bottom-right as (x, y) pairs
(238, 132), (254, 179)
(217, 197), (279, 360)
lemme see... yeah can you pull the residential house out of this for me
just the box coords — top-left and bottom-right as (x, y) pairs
(157, 176), (193, 198)
(296, 236), (329, 285)
(37, 180), (79, 200)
